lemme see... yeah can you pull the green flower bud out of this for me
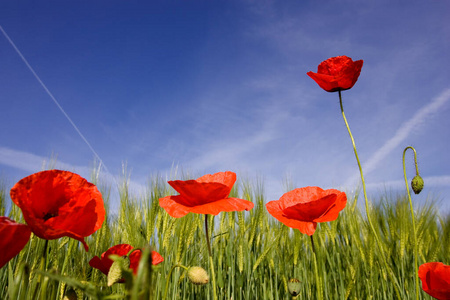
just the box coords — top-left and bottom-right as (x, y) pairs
(411, 175), (424, 194)
(107, 256), (130, 286)
(287, 278), (301, 296)
(187, 266), (209, 285)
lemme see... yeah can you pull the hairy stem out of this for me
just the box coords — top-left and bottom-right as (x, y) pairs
(163, 264), (189, 299)
(339, 90), (402, 299)
(403, 146), (420, 300)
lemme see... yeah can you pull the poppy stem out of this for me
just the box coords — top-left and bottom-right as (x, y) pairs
(163, 264), (189, 299)
(41, 239), (49, 270)
(338, 90), (402, 299)
(338, 90), (368, 205)
(35, 239), (49, 300)
(310, 235), (322, 300)
(402, 146), (420, 300)
(309, 235), (316, 254)
(204, 215), (218, 300)
(204, 215), (213, 257)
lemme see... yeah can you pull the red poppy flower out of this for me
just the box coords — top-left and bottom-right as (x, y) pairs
(10, 170), (105, 251)
(266, 186), (347, 236)
(0, 217), (31, 268)
(307, 56), (363, 92)
(89, 244), (164, 277)
(159, 171), (254, 218)
(418, 262), (450, 300)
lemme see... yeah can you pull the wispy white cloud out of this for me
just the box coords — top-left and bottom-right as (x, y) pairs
(0, 146), (147, 198)
(185, 108), (282, 172)
(0, 146), (63, 172)
(346, 88), (450, 186)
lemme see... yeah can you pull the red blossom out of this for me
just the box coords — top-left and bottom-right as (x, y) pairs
(418, 262), (450, 300)
(159, 171), (254, 218)
(266, 186), (347, 236)
(0, 217), (31, 268)
(307, 56), (363, 92)
(89, 244), (163, 277)
(10, 170), (105, 251)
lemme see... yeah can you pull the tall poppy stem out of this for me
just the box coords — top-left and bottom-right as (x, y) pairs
(402, 146), (420, 300)
(338, 91), (402, 299)
(338, 91), (367, 203)
(204, 215), (218, 300)
(310, 235), (322, 300)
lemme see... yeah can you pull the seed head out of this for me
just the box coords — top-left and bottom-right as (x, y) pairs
(287, 278), (301, 296)
(63, 288), (78, 300)
(187, 266), (209, 285)
(107, 256), (130, 286)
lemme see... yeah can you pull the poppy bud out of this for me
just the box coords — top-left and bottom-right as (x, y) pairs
(107, 255), (130, 286)
(187, 266), (209, 285)
(287, 278), (301, 296)
(411, 175), (424, 194)
(63, 288), (78, 300)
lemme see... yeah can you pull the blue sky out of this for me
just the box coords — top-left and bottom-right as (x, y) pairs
(1, 1), (449, 214)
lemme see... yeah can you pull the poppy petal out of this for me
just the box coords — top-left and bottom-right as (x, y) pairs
(168, 171), (236, 205)
(188, 197), (254, 215)
(103, 244), (134, 258)
(0, 217), (31, 268)
(90, 244), (134, 275)
(282, 194), (337, 221)
(278, 187), (324, 206)
(129, 249), (142, 274)
(89, 256), (109, 275)
(196, 171), (236, 188)
(159, 195), (191, 218)
(128, 250), (164, 272)
(307, 72), (339, 92)
(419, 262), (450, 300)
(151, 251), (164, 265)
(10, 170), (105, 251)
(160, 195), (253, 217)
(266, 200), (317, 236)
(313, 192), (347, 222)
(167, 181), (231, 206)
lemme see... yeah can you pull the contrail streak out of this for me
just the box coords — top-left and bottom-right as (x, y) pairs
(0, 25), (118, 187)
(346, 88), (450, 186)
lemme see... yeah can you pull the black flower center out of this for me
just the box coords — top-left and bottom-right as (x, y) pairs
(43, 212), (58, 221)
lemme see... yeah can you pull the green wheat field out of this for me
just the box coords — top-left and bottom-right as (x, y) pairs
(1, 170), (449, 300)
